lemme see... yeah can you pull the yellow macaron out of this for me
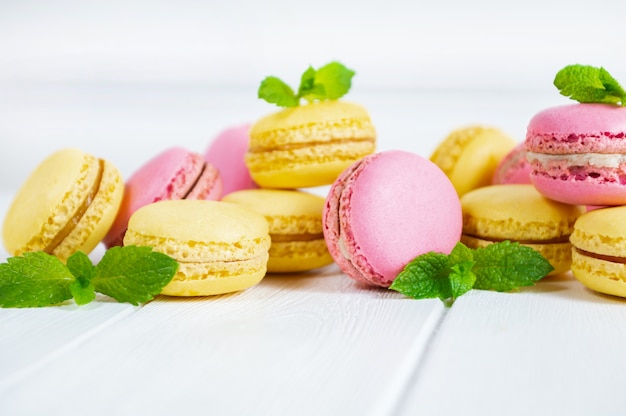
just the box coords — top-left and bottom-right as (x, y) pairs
(222, 189), (333, 273)
(430, 125), (516, 196)
(2, 148), (124, 262)
(245, 100), (376, 188)
(570, 206), (626, 298)
(460, 184), (585, 275)
(123, 199), (271, 296)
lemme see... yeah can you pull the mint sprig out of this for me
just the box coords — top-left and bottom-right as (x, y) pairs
(389, 241), (554, 306)
(0, 246), (179, 308)
(554, 64), (626, 106)
(258, 61), (355, 107)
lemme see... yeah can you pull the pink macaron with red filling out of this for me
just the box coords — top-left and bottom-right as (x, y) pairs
(104, 147), (222, 247)
(205, 124), (258, 196)
(526, 103), (626, 205)
(323, 150), (462, 288)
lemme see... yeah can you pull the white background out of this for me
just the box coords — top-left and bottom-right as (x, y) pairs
(1, 0), (626, 192)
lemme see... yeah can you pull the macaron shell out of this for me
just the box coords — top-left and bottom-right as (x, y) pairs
(526, 103), (626, 154)
(531, 174), (626, 206)
(461, 184), (584, 241)
(222, 189), (333, 273)
(2, 148), (123, 261)
(246, 100), (376, 188)
(324, 150), (462, 287)
(430, 126), (516, 196)
(205, 124), (258, 196)
(569, 205), (626, 257)
(123, 200), (270, 296)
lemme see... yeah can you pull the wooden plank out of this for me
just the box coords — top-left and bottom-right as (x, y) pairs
(396, 273), (626, 415)
(0, 266), (445, 415)
(0, 300), (137, 388)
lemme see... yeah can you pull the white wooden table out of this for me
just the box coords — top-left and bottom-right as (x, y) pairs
(1, 86), (625, 415)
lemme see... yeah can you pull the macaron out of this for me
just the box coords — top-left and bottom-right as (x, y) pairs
(123, 200), (271, 296)
(204, 123), (258, 196)
(570, 206), (626, 297)
(2, 148), (124, 261)
(526, 103), (626, 205)
(323, 150), (462, 288)
(430, 125), (516, 196)
(460, 184), (585, 275)
(104, 147), (222, 248)
(245, 100), (376, 189)
(222, 189), (333, 273)
(491, 142), (532, 185)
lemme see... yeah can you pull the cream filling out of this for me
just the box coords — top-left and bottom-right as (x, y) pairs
(527, 152), (626, 168)
(338, 237), (351, 260)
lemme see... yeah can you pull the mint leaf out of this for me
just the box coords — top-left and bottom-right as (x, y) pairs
(449, 241), (474, 265)
(69, 279), (96, 305)
(297, 66), (326, 101)
(554, 64), (626, 106)
(258, 61), (355, 107)
(449, 261), (476, 299)
(390, 241), (554, 306)
(0, 252), (74, 307)
(91, 246), (178, 305)
(258, 76), (299, 107)
(312, 61), (355, 100)
(66, 251), (96, 305)
(472, 241), (554, 291)
(390, 252), (454, 303)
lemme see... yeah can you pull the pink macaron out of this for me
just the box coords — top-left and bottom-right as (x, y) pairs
(205, 124), (258, 196)
(526, 103), (626, 205)
(323, 150), (462, 288)
(492, 142), (532, 185)
(104, 147), (222, 247)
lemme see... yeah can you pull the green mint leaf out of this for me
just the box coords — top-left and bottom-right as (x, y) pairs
(472, 241), (554, 292)
(0, 252), (74, 308)
(258, 61), (355, 107)
(66, 251), (96, 305)
(312, 61), (355, 100)
(554, 64), (626, 106)
(91, 246), (179, 305)
(69, 279), (96, 305)
(449, 261), (476, 299)
(66, 251), (96, 282)
(297, 66), (325, 100)
(258, 76), (299, 107)
(390, 252), (454, 303)
(449, 241), (474, 265)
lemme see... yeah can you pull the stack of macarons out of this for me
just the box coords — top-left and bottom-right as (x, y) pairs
(218, 98), (379, 275)
(523, 102), (626, 298)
